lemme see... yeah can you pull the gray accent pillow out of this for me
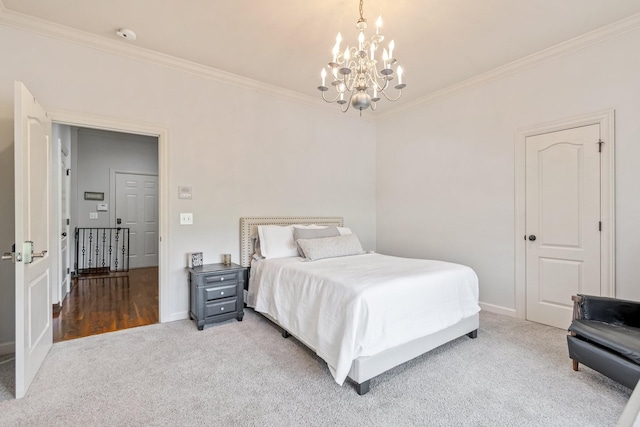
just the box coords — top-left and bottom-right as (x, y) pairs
(296, 234), (364, 261)
(293, 226), (341, 257)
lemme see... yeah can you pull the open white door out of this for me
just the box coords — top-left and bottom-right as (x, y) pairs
(14, 81), (53, 398)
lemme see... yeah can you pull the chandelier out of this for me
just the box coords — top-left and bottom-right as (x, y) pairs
(317, 0), (406, 114)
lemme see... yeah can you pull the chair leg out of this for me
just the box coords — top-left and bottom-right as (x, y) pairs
(572, 359), (579, 371)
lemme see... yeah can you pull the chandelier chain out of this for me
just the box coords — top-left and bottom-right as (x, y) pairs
(358, 0), (366, 23)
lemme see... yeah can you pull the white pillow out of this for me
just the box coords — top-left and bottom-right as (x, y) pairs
(257, 225), (298, 259)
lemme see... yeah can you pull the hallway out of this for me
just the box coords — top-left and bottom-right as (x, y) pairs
(53, 267), (159, 342)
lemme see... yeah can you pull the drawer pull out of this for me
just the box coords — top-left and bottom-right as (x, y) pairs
(220, 307), (225, 311)
(221, 277), (224, 281)
(221, 291), (224, 295)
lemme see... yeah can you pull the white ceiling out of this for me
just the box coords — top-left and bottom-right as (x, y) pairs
(3, 0), (640, 108)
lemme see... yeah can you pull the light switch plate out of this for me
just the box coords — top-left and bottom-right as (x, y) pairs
(89, 212), (98, 220)
(180, 213), (193, 225)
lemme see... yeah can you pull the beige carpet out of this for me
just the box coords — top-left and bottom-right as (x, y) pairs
(0, 310), (631, 426)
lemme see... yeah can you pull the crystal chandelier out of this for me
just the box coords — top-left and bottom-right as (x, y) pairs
(317, 0), (406, 114)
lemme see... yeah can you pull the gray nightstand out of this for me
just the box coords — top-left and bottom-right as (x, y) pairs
(188, 263), (245, 330)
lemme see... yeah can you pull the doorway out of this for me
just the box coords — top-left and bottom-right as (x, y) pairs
(53, 126), (160, 342)
(515, 110), (615, 329)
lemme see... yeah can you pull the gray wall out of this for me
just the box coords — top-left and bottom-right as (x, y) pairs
(0, 23), (377, 350)
(376, 26), (640, 312)
(73, 128), (158, 229)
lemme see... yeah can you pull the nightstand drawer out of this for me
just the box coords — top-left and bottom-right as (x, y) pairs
(205, 298), (237, 318)
(203, 273), (237, 284)
(204, 284), (237, 301)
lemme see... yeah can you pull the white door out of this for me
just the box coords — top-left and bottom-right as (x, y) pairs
(59, 149), (70, 298)
(525, 124), (601, 329)
(115, 173), (158, 269)
(14, 82), (53, 398)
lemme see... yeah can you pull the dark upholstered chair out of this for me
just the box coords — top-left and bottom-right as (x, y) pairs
(568, 294), (640, 389)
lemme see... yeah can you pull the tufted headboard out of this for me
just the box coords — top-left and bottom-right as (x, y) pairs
(239, 216), (344, 267)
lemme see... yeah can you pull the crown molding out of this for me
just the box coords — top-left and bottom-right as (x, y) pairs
(0, 4), (344, 113)
(4, 2), (636, 123)
(377, 12), (640, 120)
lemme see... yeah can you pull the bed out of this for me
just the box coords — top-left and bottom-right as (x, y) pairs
(240, 216), (480, 395)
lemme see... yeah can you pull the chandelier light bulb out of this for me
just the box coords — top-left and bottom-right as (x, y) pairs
(317, 0), (406, 113)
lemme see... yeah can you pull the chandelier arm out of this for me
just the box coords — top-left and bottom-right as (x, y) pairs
(379, 89), (403, 102)
(341, 97), (351, 113)
(344, 73), (357, 92)
(321, 91), (343, 103)
(367, 73), (386, 91)
(375, 77), (390, 92)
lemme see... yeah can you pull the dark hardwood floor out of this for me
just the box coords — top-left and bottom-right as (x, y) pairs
(53, 267), (159, 342)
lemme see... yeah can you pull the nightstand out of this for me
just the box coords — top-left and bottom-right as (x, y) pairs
(188, 263), (245, 330)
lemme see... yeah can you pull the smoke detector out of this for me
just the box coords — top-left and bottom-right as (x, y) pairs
(116, 28), (137, 41)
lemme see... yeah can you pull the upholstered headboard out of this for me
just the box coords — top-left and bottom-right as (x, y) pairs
(239, 216), (344, 267)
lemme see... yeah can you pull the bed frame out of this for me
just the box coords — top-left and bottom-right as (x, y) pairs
(239, 216), (479, 395)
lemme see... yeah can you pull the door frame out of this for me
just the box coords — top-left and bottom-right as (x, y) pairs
(48, 109), (173, 322)
(514, 110), (615, 320)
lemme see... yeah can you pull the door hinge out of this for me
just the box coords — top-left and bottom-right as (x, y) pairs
(599, 221), (602, 231)
(67, 268), (70, 274)
(66, 218), (70, 225)
(66, 168), (70, 176)
(598, 139), (604, 153)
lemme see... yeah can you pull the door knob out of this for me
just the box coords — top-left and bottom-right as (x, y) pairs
(528, 235), (537, 241)
(2, 243), (21, 262)
(61, 232), (67, 237)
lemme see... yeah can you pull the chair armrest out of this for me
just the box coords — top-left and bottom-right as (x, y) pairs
(574, 294), (640, 327)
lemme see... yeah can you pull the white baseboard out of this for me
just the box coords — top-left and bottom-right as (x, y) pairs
(0, 341), (15, 355)
(479, 301), (517, 317)
(161, 311), (189, 323)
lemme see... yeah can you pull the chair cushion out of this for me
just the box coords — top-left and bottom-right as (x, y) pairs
(569, 319), (640, 364)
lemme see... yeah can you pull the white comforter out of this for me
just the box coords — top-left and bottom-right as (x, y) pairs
(248, 253), (480, 385)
